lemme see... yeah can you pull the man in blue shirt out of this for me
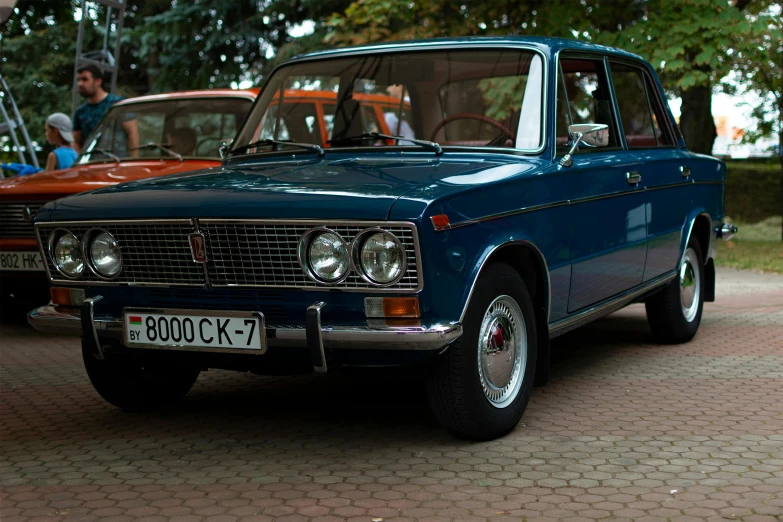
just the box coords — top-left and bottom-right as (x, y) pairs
(72, 65), (138, 154)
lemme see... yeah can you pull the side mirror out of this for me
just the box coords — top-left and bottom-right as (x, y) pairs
(560, 123), (609, 167)
(0, 1), (17, 25)
(218, 141), (231, 160)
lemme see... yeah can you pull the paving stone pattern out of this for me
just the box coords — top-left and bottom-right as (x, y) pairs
(1, 268), (783, 521)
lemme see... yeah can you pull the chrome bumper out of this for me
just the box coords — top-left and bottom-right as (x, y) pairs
(717, 222), (738, 241)
(27, 304), (462, 353)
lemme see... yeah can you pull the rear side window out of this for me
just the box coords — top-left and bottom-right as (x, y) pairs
(556, 57), (619, 153)
(609, 62), (674, 148)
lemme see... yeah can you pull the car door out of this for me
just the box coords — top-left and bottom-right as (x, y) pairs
(607, 59), (689, 282)
(558, 55), (648, 313)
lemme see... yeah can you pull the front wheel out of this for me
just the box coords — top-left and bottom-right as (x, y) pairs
(83, 343), (201, 411)
(645, 239), (705, 344)
(425, 263), (537, 440)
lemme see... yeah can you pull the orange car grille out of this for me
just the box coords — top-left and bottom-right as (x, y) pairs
(0, 202), (47, 239)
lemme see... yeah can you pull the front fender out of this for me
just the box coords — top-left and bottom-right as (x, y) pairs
(415, 204), (570, 326)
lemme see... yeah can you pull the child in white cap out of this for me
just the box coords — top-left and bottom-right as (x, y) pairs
(45, 113), (78, 171)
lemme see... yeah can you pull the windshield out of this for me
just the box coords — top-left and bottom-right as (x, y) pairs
(232, 48), (544, 156)
(79, 97), (253, 163)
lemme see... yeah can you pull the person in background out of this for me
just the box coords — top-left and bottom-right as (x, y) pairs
(166, 127), (198, 156)
(384, 84), (415, 140)
(72, 64), (138, 154)
(44, 113), (78, 171)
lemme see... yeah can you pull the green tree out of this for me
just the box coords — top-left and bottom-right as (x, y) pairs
(726, 2), (782, 239)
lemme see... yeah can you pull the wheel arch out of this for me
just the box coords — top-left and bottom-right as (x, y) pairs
(680, 211), (713, 268)
(459, 240), (551, 324)
(458, 240), (552, 386)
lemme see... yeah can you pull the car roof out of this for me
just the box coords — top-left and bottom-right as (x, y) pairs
(114, 89), (259, 107)
(286, 36), (645, 64)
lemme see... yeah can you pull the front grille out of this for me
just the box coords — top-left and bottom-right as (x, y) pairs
(202, 221), (419, 290)
(36, 219), (421, 292)
(36, 220), (203, 285)
(0, 201), (48, 239)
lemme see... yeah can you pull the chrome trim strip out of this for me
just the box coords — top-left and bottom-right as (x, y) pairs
(458, 240), (551, 324)
(433, 201), (567, 232)
(121, 307), (268, 355)
(680, 211), (712, 269)
(436, 180), (712, 233)
(36, 219), (195, 228)
(548, 271), (676, 338)
(28, 305), (84, 335)
(27, 305), (463, 352)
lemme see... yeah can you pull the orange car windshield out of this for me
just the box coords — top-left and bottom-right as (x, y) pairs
(231, 49), (544, 157)
(79, 97), (253, 164)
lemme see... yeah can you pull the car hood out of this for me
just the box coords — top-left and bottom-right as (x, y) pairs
(36, 155), (548, 222)
(0, 159), (220, 201)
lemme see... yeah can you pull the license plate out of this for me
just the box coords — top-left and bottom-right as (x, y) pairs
(0, 251), (44, 271)
(123, 309), (266, 353)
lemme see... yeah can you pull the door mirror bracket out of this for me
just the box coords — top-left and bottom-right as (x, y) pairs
(560, 123), (610, 167)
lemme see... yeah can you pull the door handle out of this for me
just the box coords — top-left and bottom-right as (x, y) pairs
(680, 166), (691, 178)
(626, 171), (642, 185)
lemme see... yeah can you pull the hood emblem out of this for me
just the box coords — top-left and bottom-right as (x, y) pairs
(189, 232), (207, 263)
(22, 207), (35, 223)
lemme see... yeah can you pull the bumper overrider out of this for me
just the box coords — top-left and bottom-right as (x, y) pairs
(28, 299), (463, 371)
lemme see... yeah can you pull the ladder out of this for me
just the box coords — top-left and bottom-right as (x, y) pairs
(71, 0), (126, 115)
(0, 73), (39, 167)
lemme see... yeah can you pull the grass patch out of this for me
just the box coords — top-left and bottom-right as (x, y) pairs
(715, 216), (783, 274)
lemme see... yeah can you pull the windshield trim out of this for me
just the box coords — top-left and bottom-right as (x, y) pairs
(240, 44), (548, 157)
(78, 96), (255, 164)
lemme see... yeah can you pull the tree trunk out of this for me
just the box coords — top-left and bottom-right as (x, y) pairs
(679, 85), (717, 155)
(779, 126), (782, 242)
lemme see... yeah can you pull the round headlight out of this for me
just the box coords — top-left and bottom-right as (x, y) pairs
(52, 231), (84, 278)
(307, 231), (349, 282)
(88, 231), (122, 278)
(359, 232), (406, 285)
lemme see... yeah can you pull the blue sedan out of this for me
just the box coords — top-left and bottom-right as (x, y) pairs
(29, 37), (736, 440)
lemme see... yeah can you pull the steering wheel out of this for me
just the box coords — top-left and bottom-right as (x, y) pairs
(429, 112), (516, 143)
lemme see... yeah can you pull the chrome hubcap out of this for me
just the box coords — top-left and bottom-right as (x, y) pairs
(679, 248), (700, 322)
(477, 295), (526, 409)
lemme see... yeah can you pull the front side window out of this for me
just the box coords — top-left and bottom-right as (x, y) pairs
(610, 62), (674, 148)
(556, 57), (619, 153)
(232, 49), (545, 156)
(79, 97), (253, 163)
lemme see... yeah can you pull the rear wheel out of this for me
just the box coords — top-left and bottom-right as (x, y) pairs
(425, 263), (537, 440)
(645, 238), (705, 343)
(83, 344), (200, 411)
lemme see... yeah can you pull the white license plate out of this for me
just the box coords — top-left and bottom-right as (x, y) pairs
(123, 309), (266, 352)
(0, 251), (44, 271)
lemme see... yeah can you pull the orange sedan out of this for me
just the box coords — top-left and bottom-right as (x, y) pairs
(0, 89), (257, 307)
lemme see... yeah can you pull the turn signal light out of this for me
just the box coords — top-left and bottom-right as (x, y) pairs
(383, 297), (420, 318)
(50, 287), (85, 307)
(430, 214), (451, 231)
(364, 297), (420, 318)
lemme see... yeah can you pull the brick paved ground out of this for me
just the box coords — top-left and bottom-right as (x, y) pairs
(1, 267), (782, 521)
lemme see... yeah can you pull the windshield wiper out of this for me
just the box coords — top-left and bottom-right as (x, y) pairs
(327, 132), (442, 155)
(130, 142), (183, 162)
(89, 148), (121, 164)
(230, 138), (325, 157)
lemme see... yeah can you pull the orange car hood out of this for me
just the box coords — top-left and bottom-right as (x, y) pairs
(0, 159), (220, 200)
